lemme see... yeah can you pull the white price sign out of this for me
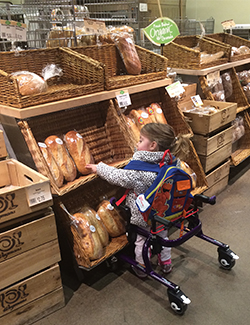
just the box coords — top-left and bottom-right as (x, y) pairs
(26, 182), (52, 207)
(221, 19), (236, 30)
(206, 70), (220, 87)
(166, 81), (185, 98)
(15, 22), (27, 41)
(0, 20), (16, 40)
(116, 90), (131, 108)
(191, 95), (203, 107)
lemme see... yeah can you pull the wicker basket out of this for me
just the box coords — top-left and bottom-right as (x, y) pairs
(0, 47), (104, 109)
(163, 35), (230, 70)
(231, 111), (250, 166)
(205, 33), (250, 62)
(199, 67), (249, 113)
(67, 43), (168, 90)
(18, 99), (133, 196)
(53, 178), (128, 269)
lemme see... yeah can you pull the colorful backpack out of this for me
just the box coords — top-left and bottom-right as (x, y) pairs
(123, 152), (193, 225)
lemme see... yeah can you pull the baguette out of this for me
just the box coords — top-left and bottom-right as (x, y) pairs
(124, 115), (140, 142)
(45, 135), (77, 182)
(73, 212), (104, 260)
(150, 103), (168, 124)
(97, 200), (126, 237)
(129, 109), (152, 130)
(64, 130), (94, 175)
(38, 142), (64, 188)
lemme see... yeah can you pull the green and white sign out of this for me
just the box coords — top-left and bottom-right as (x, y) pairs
(143, 17), (180, 46)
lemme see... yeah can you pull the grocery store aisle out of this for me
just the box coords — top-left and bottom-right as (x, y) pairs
(34, 160), (250, 325)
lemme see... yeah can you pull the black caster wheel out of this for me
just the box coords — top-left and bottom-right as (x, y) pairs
(217, 247), (238, 270)
(167, 289), (190, 315)
(105, 256), (119, 272)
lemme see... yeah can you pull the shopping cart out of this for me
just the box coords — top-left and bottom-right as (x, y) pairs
(110, 194), (239, 315)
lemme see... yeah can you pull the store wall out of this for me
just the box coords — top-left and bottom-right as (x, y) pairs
(186, 0), (250, 33)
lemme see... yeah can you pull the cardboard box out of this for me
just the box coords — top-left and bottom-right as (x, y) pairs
(204, 160), (230, 196)
(0, 264), (65, 325)
(0, 130), (7, 159)
(184, 100), (237, 135)
(192, 126), (234, 156)
(0, 211), (61, 289)
(0, 159), (53, 224)
(179, 83), (197, 104)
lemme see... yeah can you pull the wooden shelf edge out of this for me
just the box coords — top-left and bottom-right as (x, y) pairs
(231, 148), (250, 166)
(0, 78), (172, 120)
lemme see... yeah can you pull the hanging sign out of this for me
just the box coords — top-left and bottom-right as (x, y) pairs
(143, 17), (180, 46)
(15, 22), (27, 42)
(115, 90), (131, 108)
(0, 20), (16, 40)
(221, 19), (235, 30)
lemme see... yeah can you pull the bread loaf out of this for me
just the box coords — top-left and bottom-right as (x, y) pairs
(45, 135), (77, 182)
(81, 207), (109, 247)
(12, 71), (47, 96)
(180, 161), (197, 189)
(221, 72), (233, 99)
(125, 116), (140, 142)
(150, 103), (168, 124)
(115, 33), (141, 75)
(72, 212), (104, 260)
(97, 200), (126, 237)
(64, 130), (94, 175)
(38, 142), (64, 188)
(129, 109), (151, 130)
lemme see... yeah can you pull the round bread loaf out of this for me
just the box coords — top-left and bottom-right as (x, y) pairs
(97, 200), (126, 237)
(12, 71), (47, 96)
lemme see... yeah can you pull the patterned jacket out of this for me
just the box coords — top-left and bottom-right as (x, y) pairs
(96, 150), (180, 227)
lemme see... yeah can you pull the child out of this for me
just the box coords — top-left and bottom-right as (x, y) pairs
(86, 123), (190, 278)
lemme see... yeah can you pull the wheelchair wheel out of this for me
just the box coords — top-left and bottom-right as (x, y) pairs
(167, 289), (190, 315)
(218, 247), (236, 270)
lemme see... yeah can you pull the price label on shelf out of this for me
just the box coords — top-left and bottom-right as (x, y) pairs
(0, 20), (16, 40)
(115, 90), (131, 108)
(83, 18), (107, 35)
(191, 95), (203, 107)
(15, 22), (27, 41)
(26, 182), (52, 207)
(165, 81), (185, 98)
(206, 70), (220, 87)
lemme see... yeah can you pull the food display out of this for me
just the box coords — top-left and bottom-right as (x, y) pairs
(208, 71), (233, 102)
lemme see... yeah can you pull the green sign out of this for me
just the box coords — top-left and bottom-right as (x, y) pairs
(143, 17), (180, 46)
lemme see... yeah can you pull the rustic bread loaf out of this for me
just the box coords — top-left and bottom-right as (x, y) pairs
(38, 142), (64, 188)
(150, 103), (168, 124)
(73, 212), (104, 260)
(64, 130), (94, 175)
(12, 71), (47, 96)
(45, 135), (77, 182)
(97, 200), (126, 237)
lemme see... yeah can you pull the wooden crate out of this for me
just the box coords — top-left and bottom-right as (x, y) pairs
(0, 159), (53, 224)
(204, 160), (230, 196)
(0, 211), (61, 289)
(192, 126), (234, 156)
(199, 142), (232, 173)
(183, 100), (237, 135)
(178, 83), (197, 104)
(0, 263), (65, 325)
(0, 130), (7, 159)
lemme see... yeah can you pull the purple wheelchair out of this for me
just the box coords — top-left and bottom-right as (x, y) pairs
(110, 194), (239, 315)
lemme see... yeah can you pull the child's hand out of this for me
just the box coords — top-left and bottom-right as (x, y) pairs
(86, 164), (97, 173)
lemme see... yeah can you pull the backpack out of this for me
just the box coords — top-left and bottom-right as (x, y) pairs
(122, 152), (193, 225)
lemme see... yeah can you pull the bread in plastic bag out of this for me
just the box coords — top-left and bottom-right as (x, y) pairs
(11, 71), (47, 96)
(212, 90), (226, 102)
(221, 72), (233, 99)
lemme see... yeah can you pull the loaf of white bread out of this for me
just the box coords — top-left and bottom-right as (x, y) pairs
(97, 200), (126, 237)
(64, 130), (94, 175)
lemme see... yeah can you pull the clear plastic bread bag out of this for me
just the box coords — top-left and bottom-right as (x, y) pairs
(221, 72), (233, 99)
(11, 71), (48, 96)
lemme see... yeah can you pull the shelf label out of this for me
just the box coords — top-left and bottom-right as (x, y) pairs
(0, 20), (16, 40)
(166, 81), (185, 98)
(139, 3), (148, 12)
(191, 95), (203, 107)
(15, 22), (27, 42)
(221, 19), (236, 30)
(115, 90), (131, 108)
(26, 182), (52, 207)
(206, 70), (220, 87)
(82, 18), (107, 35)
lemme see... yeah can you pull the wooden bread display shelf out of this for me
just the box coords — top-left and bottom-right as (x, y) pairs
(0, 78), (172, 119)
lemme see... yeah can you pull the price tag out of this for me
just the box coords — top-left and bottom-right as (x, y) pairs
(115, 90), (131, 108)
(15, 22), (27, 41)
(166, 81), (185, 98)
(206, 70), (220, 87)
(221, 19), (236, 30)
(83, 18), (107, 34)
(0, 20), (16, 40)
(191, 95), (203, 107)
(139, 3), (148, 12)
(26, 182), (52, 207)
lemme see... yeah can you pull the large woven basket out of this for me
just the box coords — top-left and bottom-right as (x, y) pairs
(67, 43), (168, 90)
(199, 67), (249, 113)
(205, 33), (250, 62)
(0, 47), (104, 108)
(53, 178), (128, 269)
(231, 111), (250, 166)
(163, 35), (230, 70)
(18, 99), (133, 196)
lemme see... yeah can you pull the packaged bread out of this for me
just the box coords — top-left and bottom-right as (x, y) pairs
(124, 115), (140, 142)
(129, 109), (152, 130)
(38, 142), (64, 188)
(114, 32), (141, 75)
(221, 72), (233, 99)
(45, 135), (77, 182)
(180, 161), (197, 189)
(72, 212), (104, 260)
(11, 71), (47, 96)
(145, 107), (157, 123)
(97, 200), (126, 237)
(81, 206), (109, 247)
(149, 103), (168, 124)
(237, 70), (250, 86)
(212, 91), (226, 102)
(64, 130), (94, 175)
(243, 84), (250, 103)
(212, 77), (224, 93)
(238, 45), (250, 54)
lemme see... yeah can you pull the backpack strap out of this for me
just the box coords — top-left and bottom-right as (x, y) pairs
(124, 160), (161, 173)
